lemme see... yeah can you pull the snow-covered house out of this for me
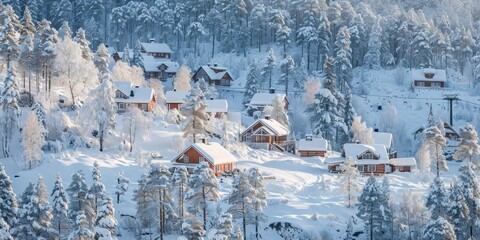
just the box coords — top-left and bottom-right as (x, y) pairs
(414, 122), (460, 141)
(171, 140), (237, 176)
(297, 135), (328, 157)
(140, 40), (172, 59)
(143, 55), (179, 81)
(191, 63), (234, 86)
(165, 90), (188, 110)
(372, 132), (396, 158)
(240, 116), (294, 152)
(412, 68), (446, 88)
(389, 158), (417, 172)
(114, 82), (156, 112)
(204, 99), (228, 118)
(249, 89), (289, 112)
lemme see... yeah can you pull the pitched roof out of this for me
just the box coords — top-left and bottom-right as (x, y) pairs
(372, 132), (393, 149)
(411, 68), (446, 82)
(113, 82), (154, 104)
(173, 142), (237, 165)
(197, 64), (233, 81)
(250, 93), (287, 106)
(343, 143), (389, 164)
(143, 55), (179, 73)
(140, 42), (172, 54)
(204, 99), (228, 113)
(165, 90), (188, 104)
(389, 158), (417, 167)
(243, 118), (290, 136)
(298, 138), (328, 151)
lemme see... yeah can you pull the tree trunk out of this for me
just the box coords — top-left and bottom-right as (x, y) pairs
(243, 201), (247, 240)
(202, 186), (207, 229)
(435, 143), (439, 177)
(212, 31), (215, 58)
(100, 133), (104, 152)
(117, 193), (120, 204)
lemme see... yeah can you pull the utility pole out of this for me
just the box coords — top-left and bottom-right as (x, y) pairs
(443, 94), (460, 126)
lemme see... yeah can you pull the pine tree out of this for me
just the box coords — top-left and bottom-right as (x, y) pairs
(0, 164), (17, 227)
(261, 48), (276, 89)
(457, 162), (480, 239)
(181, 84), (209, 143)
(187, 21), (206, 56)
(122, 44), (130, 65)
(186, 162), (220, 230)
(213, 212), (233, 240)
(71, 211), (95, 240)
(50, 173), (69, 239)
(232, 225), (243, 240)
(426, 177), (450, 220)
(413, 24), (433, 68)
(93, 43), (110, 78)
(18, 6), (35, 94)
(271, 94), (289, 129)
(343, 86), (356, 137)
(380, 176), (393, 239)
(423, 217), (456, 240)
(243, 61), (260, 108)
(0, 68), (20, 158)
(338, 157), (361, 207)
(364, 19), (382, 69)
(94, 197), (117, 240)
(114, 171), (130, 204)
(316, 15), (331, 71)
(345, 217), (354, 240)
(448, 179), (470, 239)
(58, 21), (72, 40)
(278, 55), (295, 96)
(247, 168), (267, 240)
(334, 26), (352, 92)
(74, 28), (92, 60)
(50, 0), (72, 29)
(423, 126), (448, 177)
(28, 175), (57, 238)
(357, 176), (383, 240)
(22, 111), (45, 169)
(0, 10), (20, 68)
(181, 215), (205, 240)
(228, 173), (255, 240)
(12, 182), (34, 239)
(0, 213), (13, 240)
(171, 166), (189, 229)
(31, 102), (47, 137)
(453, 124), (480, 164)
(131, 40), (144, 69)
(67, 171), (95, 230)
(88, 161), (106, 215)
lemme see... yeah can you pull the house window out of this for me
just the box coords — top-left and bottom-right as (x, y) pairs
(357, 165), (364, 172)
(183, 155), (189, 163)
(115, 92), (124, 98)
(417, 81), (425, 87)
(245, 134), (252, 142)
(118, 103), (125, 109)
(214, 165), (220, 172)
(367, 165), (376, 172)
(142, 104), (147, 111)
(199, 157), (205, 163)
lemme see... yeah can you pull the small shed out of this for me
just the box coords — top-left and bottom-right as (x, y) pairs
(389, 158), (417, 172)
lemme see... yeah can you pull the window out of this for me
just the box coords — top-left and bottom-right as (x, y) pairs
(417, 81), (425, 87)
(245, 134), (252, 142)
(142, 104), (147, 111)
(367, 165), (376, 172)
(199, 157), (205, 163)
(357, 165), (364, 172)
(214, 165), (220, 172)
(115, 92), (124, 98)
(118, 103), (125, 109)
(183, 155), (189, 163)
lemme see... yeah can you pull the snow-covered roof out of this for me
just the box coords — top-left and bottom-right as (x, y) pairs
(140, 42), (172, 54)
(196, 64), (233, 81)
(324, 157), (345, 164)
(114, 82), (154, 104)
(343, 143), (389, 165)
(298, 138), (328, 151)
(389, 158), (417, 167)
(372, 132), (393, 149)
(250, 93), (287, 106)
(143, 55), (179, 73)
(165, 90), (188, 104)
(204, 99), (228, 113)
(411, 68), (446, 82)
(173, 142), (237, 165)
(243, 118), (290, 136)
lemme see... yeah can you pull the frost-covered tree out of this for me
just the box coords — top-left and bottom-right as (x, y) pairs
(350, 116), (373, 144)
(172, 166), (189, 228)
(18, 6), (35, 94)
(31, 102), (47, 138)
(453, 124), (480, 164)
(228, 173), (255, 239)
(0, 13), (20, 68)
(174, 65), (192, 91)
(339, 157), (361, 207)
(93, 43), (110, 78)
(94, 197), (117, 240)
(316, 14), (331, 70)
(448, 179), (470, 239)
(122, 106), (152, 152)
(247, 168), (267, 239)
(0, 68), (20, 158)
(270, 94), (289, 129)
(0, 214), (12, 240)
(53, 36), (99, 106)
(423, 126), (448, 177)
(278, 55), (295, 96)
(303, 76), (321, 104)
(28, 175), (57, 238)
(456, 162), (480, 239)
(88, 162), (106, 215)
(186, 162), (219, 229)
(111, 61), (144, 86)
(14, 182), (35, 239)
(22, 111), (45, 169)
(357, 176), (383, 240)
(422, 217), (456, 240)
(212, 212), (233, 240)
(261, 48), (276, 89)
(181, 84), (209, 143)
(426, 177), (450, 220)
(121, 44), (130, 65)
(334, 26), (352, 92)
(58, 21), (72, 40)
(70, 211), (95, 240)
(343, 86), (356, 135)
(243, 61), (259, 108)
(181, 216), (205, 240)
(114, 171), (130, 204)
(50, 173), (69, 239)
(67, 171), (95, 230)
(413, 24), (433, 68)
(74, 28), (92, 61)
(363, 19), (382, 69)
(0, 164), (17, 227)
(131, 40), (144, 69)
(232, 225), (243, 240)
(187, 21), (206, 55)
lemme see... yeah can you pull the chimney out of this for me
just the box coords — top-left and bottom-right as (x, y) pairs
(201, 138), (208, 144)
(130, 90), (134, 97)
(149, 38), (155, 43)
(264, 115), (271, 120)
(173, 88), (177, 92)
(269, 88), (275, 94)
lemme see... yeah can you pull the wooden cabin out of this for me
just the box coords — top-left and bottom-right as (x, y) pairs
(140, 40), (172, 59)
(297, 135), (328, 157)
(165, 90), (188, 110)
(240, 116), (294, 152)
(389, 158), (417, 172)
(412, 68), (446, 88)
(114, 82), (156, 112)
(191, 63), (234, 86)
(249, 89), (289, 113)
(171, 140), (237, 176)
(143, 55), (179, 81)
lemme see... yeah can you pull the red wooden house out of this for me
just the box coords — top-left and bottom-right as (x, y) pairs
(171, 140), (237, 176)
(297, 135), (328, 157)
(412, 68), (446, 88)
(240, 116), (294, 152)
(165, 90), (188, 110)
(140, 40), (172, 59)
(191, 63), (234, 86)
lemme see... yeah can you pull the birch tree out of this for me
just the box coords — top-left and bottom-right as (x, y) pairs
(22, 111), (45, 169)
(339, 157), (361, 207)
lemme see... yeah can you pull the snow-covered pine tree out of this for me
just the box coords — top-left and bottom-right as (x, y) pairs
(174, 65), (192, 92)
(131, 40), (144, 69)
(114, 171), (130, 204)
(0, 68), (20, 158)
(34, 19), (59, 94)
(380, 176), (393, 239)
(50, 0), (72, 29)
(345, 217), (354, 240)
(94, 197), (117, 240)
(456, 162), (480, 239)
(423, 126), (448, 177)
(334, 26), (352, 92)
(243, 61), (260, 109)
(0, 212), (12, 240)
(348, 13), (366, 68)
(232, 225), (243, 240)
(343, 85), (356, 137)
(363, 19), (382, 69)
(350, 116), (373, 144)
(74, 27), (92, 60)
(122, 44), (130, 65)
(18, 6), (35, 94)
(338, 157), (361, 207)
(181, 215), (205, 240)
(426, 177), (450, 220)
(181, 84), (209, 143)
(187, 21), (206, 56)
(453, 124), (480, 164)
(22, 111), (45, 169)
(70, 210), (95, 240)
(356, 176), (383, 240)
(171, 166), (189, 229)
(93, 43), (110, 78)
(133, 173), (151, 231)
(228, 173), (255, 239)
(88, 161), (106, 215)
(27, 175), (57, 239)
(67, 171), (95, 230)
(186, 162), (219, 230)
(50, 173), (69, 239)
(247, 168), (267, 239)
(447, 179), (470, 239)
(0, 11), (20, 68)
(316, 14), (331, 71)
(422, 217), (456, 240)
(271, 94), (289, 129)
(13, 182), (34, 239)
(212, 212), (233, 240)
(412, 23), (433, 68)
(261, 48), (276, 89)
(31, 102), (47, 137)
(0, 164), (17, 227)
(278, 55), (295, 96)
(58, 21), (72, 40)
